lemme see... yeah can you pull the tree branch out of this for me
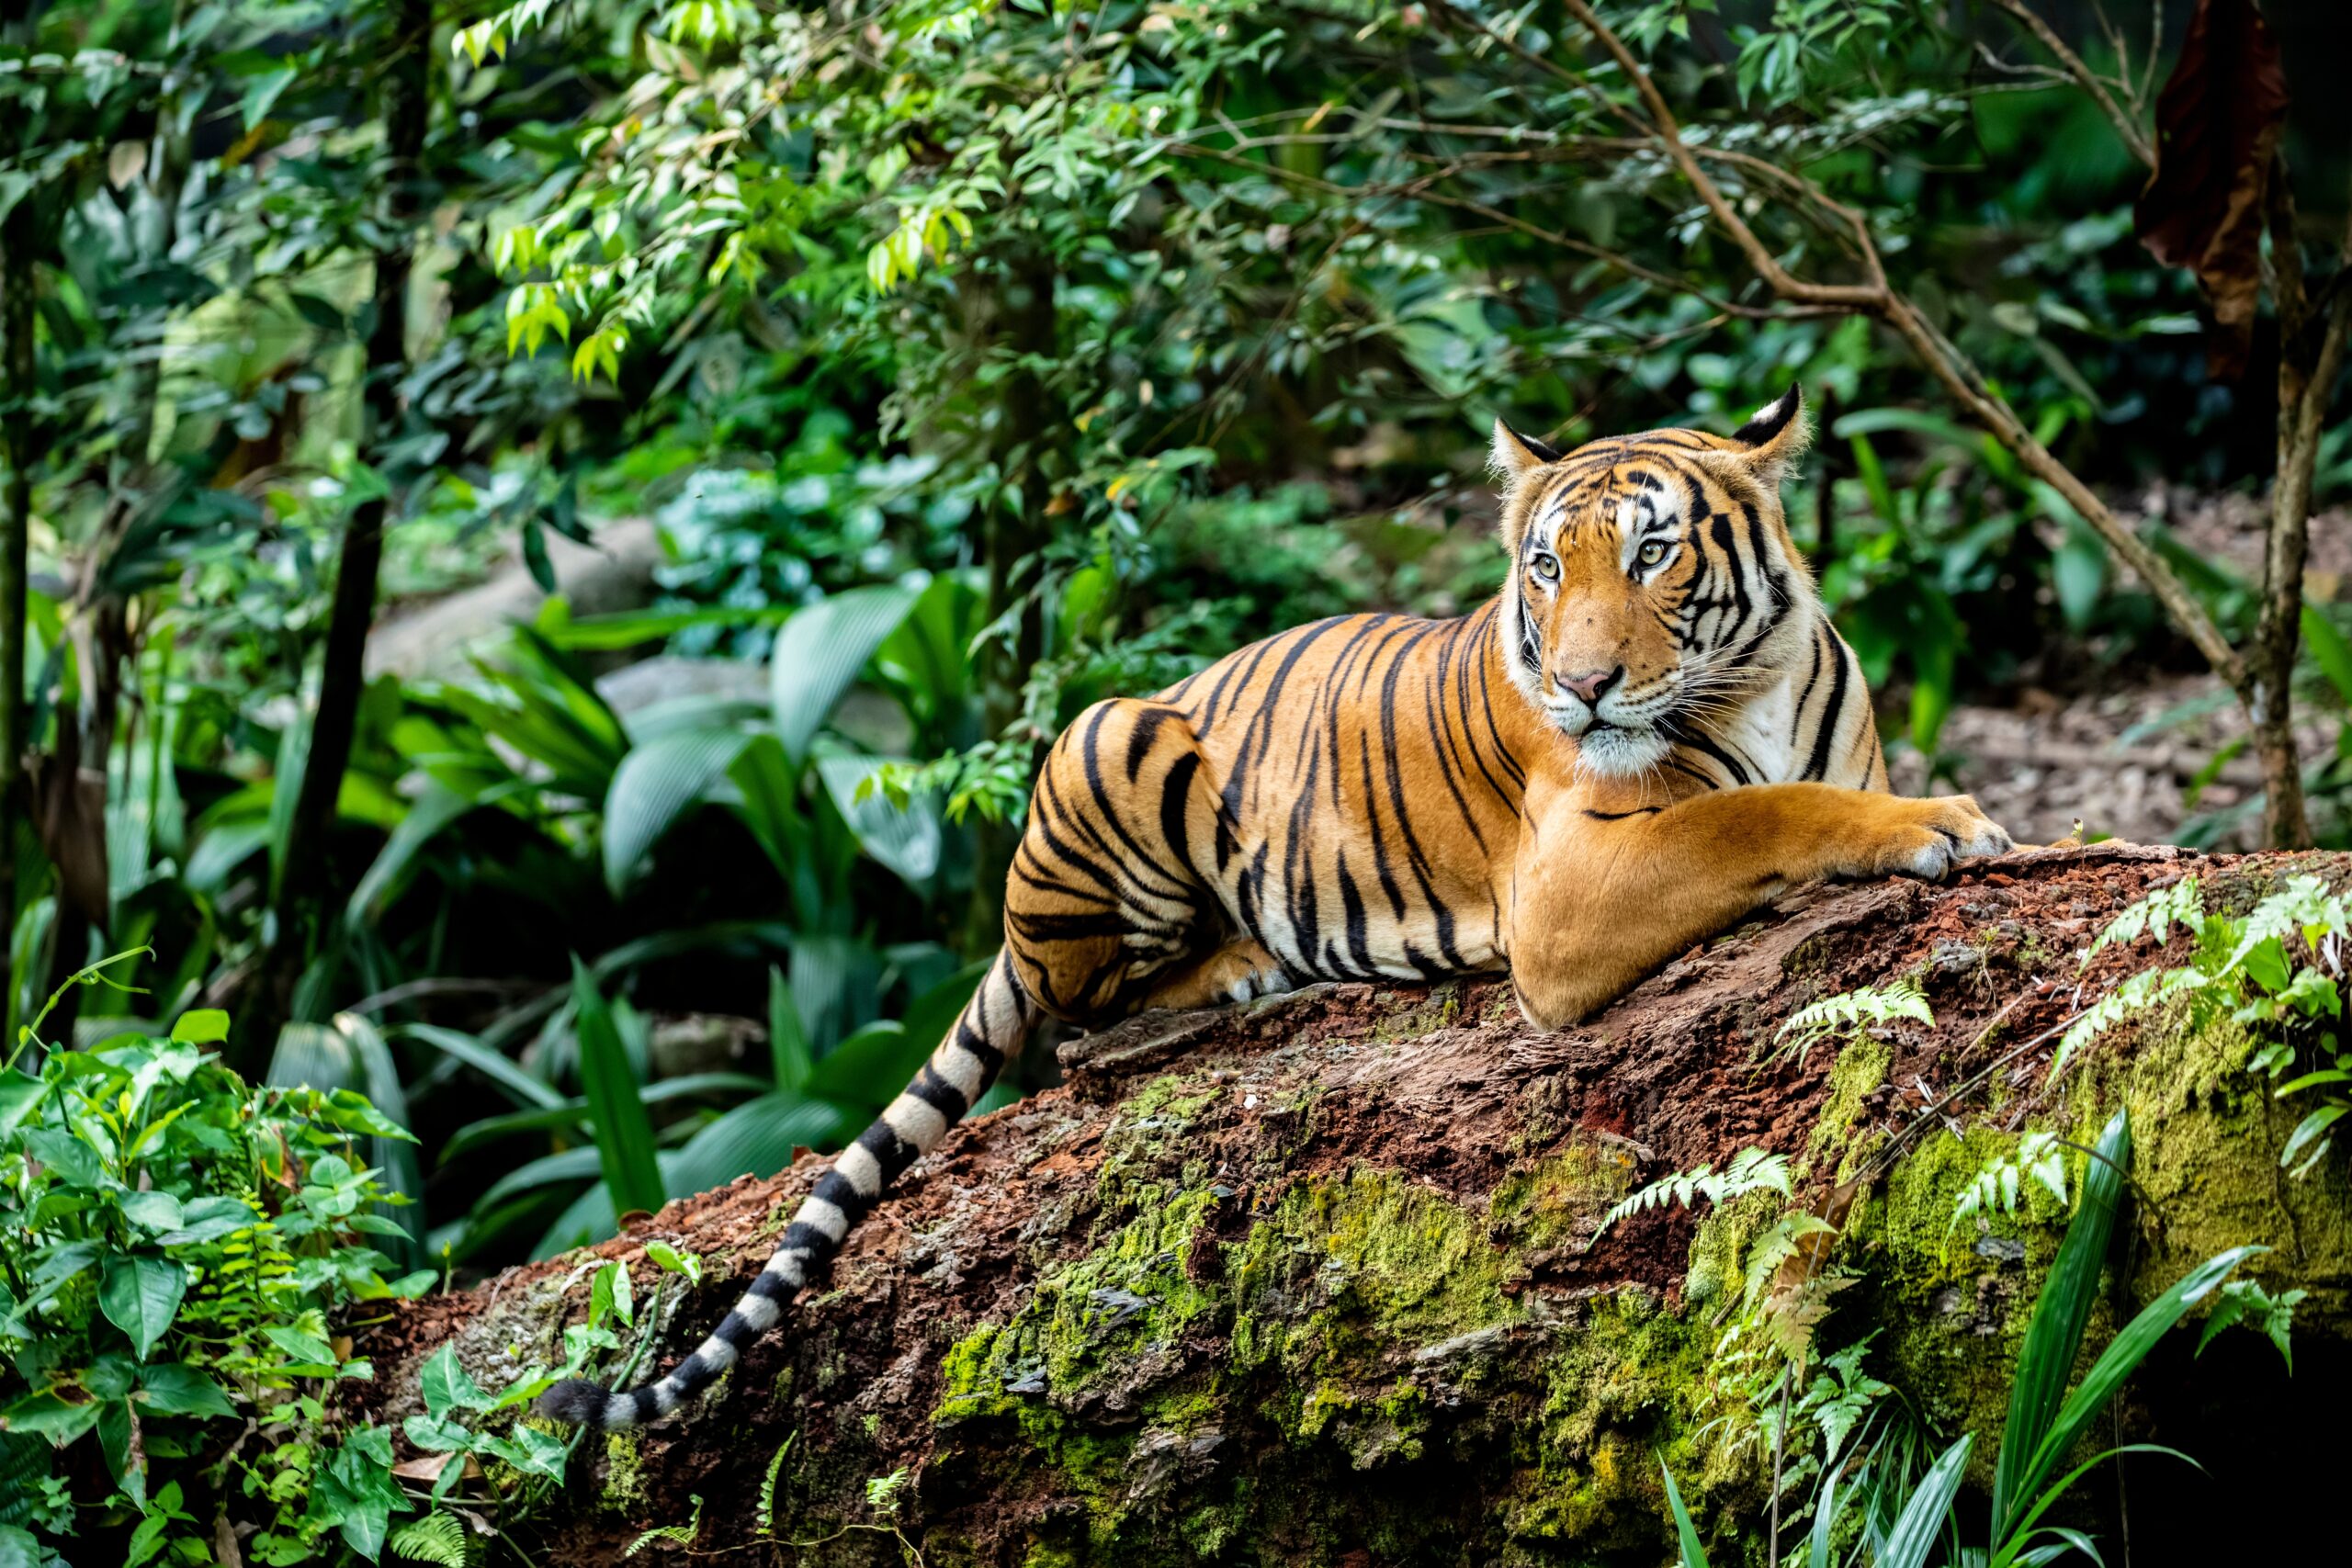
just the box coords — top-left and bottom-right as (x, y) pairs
(1987, 0), (2155, 169)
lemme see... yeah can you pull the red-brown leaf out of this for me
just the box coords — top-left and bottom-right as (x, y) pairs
(2134, 0), (2290, 381)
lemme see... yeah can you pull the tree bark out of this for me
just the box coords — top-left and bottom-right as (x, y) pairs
(0, 192), (33, 1043)
(243, 0), (432, 1065)
(958, 249), (1058, 959)
(357, 843), (2352, 1564)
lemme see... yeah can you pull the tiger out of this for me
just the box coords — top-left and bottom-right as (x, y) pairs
(539, 386), (2014, 1430)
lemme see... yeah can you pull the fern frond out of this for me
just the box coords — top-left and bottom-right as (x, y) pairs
(757, 1434), (795, 1536)
(1595, 1146), (1792, 1237)
(626, 1495), (703, 1558)
(1951, 1130), (2067, 1227)
(2053, 968), (2201, 1072)
(390, 1511), (469, 1567)
(1772, 980), (1933, 1067)
(2086, 875), (2206, 964)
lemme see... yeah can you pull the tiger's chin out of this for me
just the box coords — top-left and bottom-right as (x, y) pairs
(1572, 722), (1670, 777)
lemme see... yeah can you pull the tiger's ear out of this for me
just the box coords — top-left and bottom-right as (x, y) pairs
(1490, 420), (1562, 553)
(1722, 386), (1812, 489)
(1489, 419), (1563, 489)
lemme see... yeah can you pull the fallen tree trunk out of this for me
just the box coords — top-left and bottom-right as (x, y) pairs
(358, 844), (2351, 1563)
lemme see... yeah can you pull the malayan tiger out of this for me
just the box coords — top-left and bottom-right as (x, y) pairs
(539, 386), (2014, 1430)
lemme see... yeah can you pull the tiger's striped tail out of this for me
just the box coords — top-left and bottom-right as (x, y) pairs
(537, 951), (1036, 1429)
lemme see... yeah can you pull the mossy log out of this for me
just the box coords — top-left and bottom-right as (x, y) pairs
(359, 844), (2349, 1563)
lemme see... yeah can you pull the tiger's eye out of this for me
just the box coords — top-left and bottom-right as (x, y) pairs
(1532, 553), (1561, 582)
(1637, 540), (1668, 568)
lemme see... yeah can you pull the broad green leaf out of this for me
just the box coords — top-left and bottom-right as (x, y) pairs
(2010, 1246), (2258, 1547)
(119, 1191), (186, 1233)
(133, 1363), (236, 1419)
(770, 585), (918, 762)
(663, 1093), (848, 1204)
(418, 1345), (496, 1420)
(99, 1256), (187, 1360)
(438, 1072), (764, 1164)
(817, 753), (943, 887)
(0, 1071), (48, 1141)
(805, 1020), (922, 1107)
(157, 1195), (263, 1247)
(769, 966), (811, 1093)
(2301, 606), (2352, 704)
(573, 961), (664, 1218)
(1657, 1459), (1712, 1568)
(1880, 1433), (1971, 1568)
(0, 1390), (102, 1442)
(346, 783), (476, 926)
(404, 1024), (564, 1110)
(167, 1009), (229, 1046)
(474, 1145), (606, 1212)
(603, 728), (754, 894)
(264, 1325), (342, 1372)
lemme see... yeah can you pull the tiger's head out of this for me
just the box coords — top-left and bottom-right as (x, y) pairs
(1490, 387), (1814, 777)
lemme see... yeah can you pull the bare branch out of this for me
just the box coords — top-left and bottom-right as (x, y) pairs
(1986, 0), (2155, 168)
(1522, 0), (2246, 693)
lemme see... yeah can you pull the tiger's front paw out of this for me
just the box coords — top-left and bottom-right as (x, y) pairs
(1845, 795), (2014, 882)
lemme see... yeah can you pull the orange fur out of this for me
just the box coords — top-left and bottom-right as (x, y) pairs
(1005, 391), (2012, 1031)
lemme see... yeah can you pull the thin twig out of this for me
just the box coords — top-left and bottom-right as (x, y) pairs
(1986, 0), (2155, 168)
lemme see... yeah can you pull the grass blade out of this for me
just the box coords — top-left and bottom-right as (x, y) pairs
(1992, 1108), (2130, 1539)
(403, 1023), (565, 1110)
(1878, 1433), (1971, 1568)
(572, 959), (664, 1219)
(2004, 1251), (2255, 1555)
(769, 965), (811, 1093)
(1657, 1458), (1711, 1568)
(1805, 1456), (1838, 1568)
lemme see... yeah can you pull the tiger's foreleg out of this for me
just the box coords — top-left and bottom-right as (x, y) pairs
(1506, 778), (2011, 1029)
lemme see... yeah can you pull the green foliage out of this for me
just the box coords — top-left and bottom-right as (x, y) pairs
(1774, 979), (1935, 1069)
(0, 970), (422, 1562)
(623, 1495), (701, 1558)
(2071, 874), (2352, 1175)
(386, 1512), (469, 1568)
(1669, 1110), (2274, 1567)
(1597, 1147), (1792, 1236)
(1951, 1130), (2069, 1227)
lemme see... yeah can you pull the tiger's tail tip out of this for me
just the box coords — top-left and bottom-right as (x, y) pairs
(537, 1376), (622, 1430)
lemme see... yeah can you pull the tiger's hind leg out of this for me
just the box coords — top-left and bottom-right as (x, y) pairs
(1004, 696), (1258, 1026)
(1139, 937), (1293, 1010)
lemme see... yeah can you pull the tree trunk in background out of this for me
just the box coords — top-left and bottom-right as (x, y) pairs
(2250, 179), (2352, 852)
(0, 197), (32, 1043)
(959, 250), (1057, 960)
(360, 843), (2352, 1564)
(243, 0), (431, 1066)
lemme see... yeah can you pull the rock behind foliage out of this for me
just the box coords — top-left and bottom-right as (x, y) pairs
(358, 843), (2351, 1563)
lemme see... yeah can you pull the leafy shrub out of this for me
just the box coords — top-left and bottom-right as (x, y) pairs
(0, 986), (425, 1563)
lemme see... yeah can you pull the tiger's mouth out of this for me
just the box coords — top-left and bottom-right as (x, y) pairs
(1567, 716), (1671, 777)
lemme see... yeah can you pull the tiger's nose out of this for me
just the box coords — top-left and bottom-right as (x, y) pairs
(1558, 666), (1623, 703)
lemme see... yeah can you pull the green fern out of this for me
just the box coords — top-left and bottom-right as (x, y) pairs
(2085, 874), (2207, 962)
(2053, 966), (2201, 1072)
(1951, 1131), (2067, 1226)
(1772, 979), (1933, 1067)
(390, 1512), (469, 1567)
(626, 1494), (702, 1558)
(756, 1434), (796, 1536)
(1596, 1147), (1792, 1238)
